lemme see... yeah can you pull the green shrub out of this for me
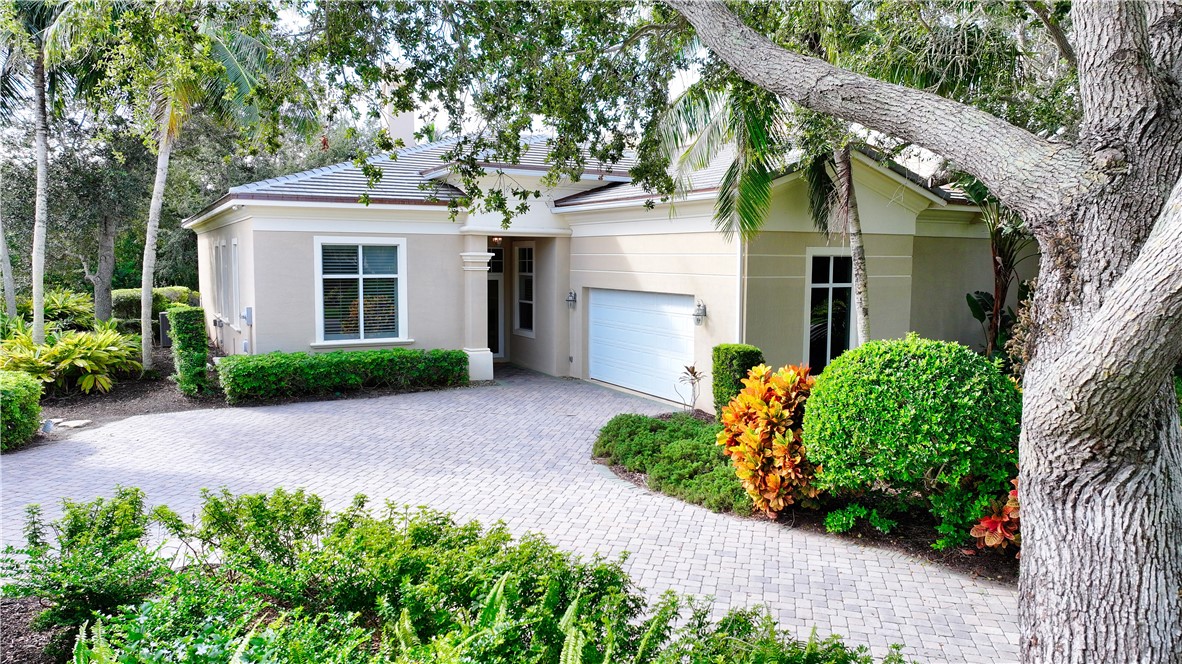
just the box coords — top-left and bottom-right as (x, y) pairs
(712, 343), (765, 414)
(0, 370), (42, 451)
(0, 328), (142, 394)
(166, 306), (208, 396)
(803, 334), (1021, 549)
(24, 487), (899, 663)
(0, 487), (174, 629)
(0, 312), (30, 340)
(595, 413), (752, 515)
(17, 288), (95, 331)
(110, 288), (169, 320)
(216, 348), (468, 403)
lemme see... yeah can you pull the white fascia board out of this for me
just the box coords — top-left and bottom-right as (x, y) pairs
(553, 189), (716, 214)
(184, 197), (455, 230)
(458, 226), (572, 237)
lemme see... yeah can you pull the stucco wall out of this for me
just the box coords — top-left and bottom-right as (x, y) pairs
(196, 219), (253, 356)
(505, 236), (572, 376)
(744, 231), (914, 368)
(250, 230), (466, 354)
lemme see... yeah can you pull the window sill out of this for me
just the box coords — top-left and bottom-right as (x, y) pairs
(512, 329), (536, 339)
(310, 338), (416, 349)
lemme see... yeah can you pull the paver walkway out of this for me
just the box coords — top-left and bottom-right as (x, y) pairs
(1, 368), (1018, 662)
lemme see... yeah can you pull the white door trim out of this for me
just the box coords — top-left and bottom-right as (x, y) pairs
(489, 272), (505, 359)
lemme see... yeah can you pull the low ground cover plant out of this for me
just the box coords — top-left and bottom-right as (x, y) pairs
(594, 413), (752, 515)
(711, 343), (765, 414)
(166, 306), (209, 395)
(216, 348), (468, 403)
(803, 335), (1021, 550)
(2, 487), (906, 663)
(1, 370), (42, 451)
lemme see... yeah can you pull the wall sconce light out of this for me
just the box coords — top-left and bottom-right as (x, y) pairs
(693, 301), (707, 325)
(566, 290), (577, 309)
(231, 204), (242, 211)
(491, 236), (503, 246)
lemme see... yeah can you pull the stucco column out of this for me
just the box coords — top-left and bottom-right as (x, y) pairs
(460, 236), (495, 381)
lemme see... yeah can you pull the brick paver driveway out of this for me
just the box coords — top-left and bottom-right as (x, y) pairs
(1, 367), (1017, 662)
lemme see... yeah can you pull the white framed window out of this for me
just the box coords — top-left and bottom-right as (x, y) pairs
(230, 239), (240, 329)
(514, 242), (535, 337)
(803, 247), (856, 372)
(314, 236), (407, 343)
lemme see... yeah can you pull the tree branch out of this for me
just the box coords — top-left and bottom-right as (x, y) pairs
(1072, 2), (1162, 133)
(665, 0), (1093, 224)
(1049, 174), (1182, 438)
(1023, 0), (1076, 67)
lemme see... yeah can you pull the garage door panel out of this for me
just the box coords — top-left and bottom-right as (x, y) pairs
(588, 289), (694, 402)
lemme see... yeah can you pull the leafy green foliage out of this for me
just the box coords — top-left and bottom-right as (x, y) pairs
(31, 487), (897, 663)
(16, 288), (95, 331)
(803, 335), (1021, 549)
(111, 287), (171, 321)
(165, 305), (208, 395)
(0, 487), (174, 630)
(823, 504), (897, 535)
(711, 343), (765, 415)
(595, 413), (752, 516)
(0, 327), (142, 394)
(0, 370), (42, 451)
(215, 349), (468, 403)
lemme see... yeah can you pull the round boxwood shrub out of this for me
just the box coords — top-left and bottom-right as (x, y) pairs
(1, 370), (43, 451)
(802, 334), (1021, 549)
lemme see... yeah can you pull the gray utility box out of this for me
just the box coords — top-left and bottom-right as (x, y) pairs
(159, 312), (172, 348)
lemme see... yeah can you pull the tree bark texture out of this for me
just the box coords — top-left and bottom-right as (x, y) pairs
(668, 2), (1182, 662)
(89, 215), (117, 321)
(0, 210), (17, 318)
(833, 147), (870, 344)
(30, 51), (50, 344)
(141, 105), (174, 371)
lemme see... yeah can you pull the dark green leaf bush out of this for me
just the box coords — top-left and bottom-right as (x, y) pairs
(216, 348), (468, 403)
(166, 306), (209, 396)
(595, 413), (752, 515)
(803, 334), (1022, 549)
(712, 344), (765, 415)
(111, 287), (198, 320)
(0, 370), (42, 451)
(7, 487), (900, 663)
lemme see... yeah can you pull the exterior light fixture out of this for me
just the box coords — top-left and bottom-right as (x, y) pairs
(566, 290), (577, 308)
(693, 301), (707, 325)
(231, 204), (242, 211)
(491, 236), (503, 246)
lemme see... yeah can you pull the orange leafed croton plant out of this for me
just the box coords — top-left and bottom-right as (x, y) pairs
(717, 364), (818, 517)
(970, 477), (1020, 553)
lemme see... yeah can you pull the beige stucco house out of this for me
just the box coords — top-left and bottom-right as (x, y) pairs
(183, 133), (1000, 412)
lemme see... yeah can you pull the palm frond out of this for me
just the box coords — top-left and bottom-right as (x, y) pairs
(803, 153), (836, 235)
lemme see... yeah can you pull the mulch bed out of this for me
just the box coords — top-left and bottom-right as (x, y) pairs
(0, 598), (63, 664)
(598, 413), (1020, 587)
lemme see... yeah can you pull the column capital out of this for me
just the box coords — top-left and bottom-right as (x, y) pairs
(460, 251), (495, 271)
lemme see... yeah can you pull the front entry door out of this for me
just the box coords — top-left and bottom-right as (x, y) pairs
(488, 273), (504, 358)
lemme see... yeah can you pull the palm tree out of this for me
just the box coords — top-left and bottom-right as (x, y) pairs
(659, 85), (873, 347)
(101, 4), (314, 369)
(2, 0), (106, 339)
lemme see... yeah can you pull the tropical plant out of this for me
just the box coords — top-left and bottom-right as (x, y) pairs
(16, 287), (95, 330)
(716, 364), (817, 517)
(0, 327), (141, 394)
(674, 364), (706, 412)
(971, 477), (1020, 554)
(0, 369), (42, 451)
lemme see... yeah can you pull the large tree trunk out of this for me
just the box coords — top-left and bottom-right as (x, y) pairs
(668, 2), (1182, 662)
(0, 210), (16, 318)
(30, 51), (50, 344)
(833, 147), (870, 344)
(89, 215), (118, 321)
(141, 105), (174, 371)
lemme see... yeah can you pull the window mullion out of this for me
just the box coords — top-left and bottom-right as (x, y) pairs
(357, 246), (365, 340)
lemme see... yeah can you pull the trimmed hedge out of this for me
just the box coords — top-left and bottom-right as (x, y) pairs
(111, 287), (199, 321)
(1, 371), (42, 451)
(217, 348), (468, 403)
(712, 344), (765, 414)
(166, 306), (208, 396)
(803, 334), (1021, 549)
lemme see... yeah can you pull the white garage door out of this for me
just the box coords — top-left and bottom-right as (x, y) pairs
(588, 289), (695, 402)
